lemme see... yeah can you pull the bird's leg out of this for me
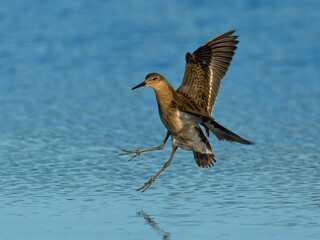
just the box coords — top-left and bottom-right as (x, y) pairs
(137, 145), (178, 192)
(120, 132), (170, 161)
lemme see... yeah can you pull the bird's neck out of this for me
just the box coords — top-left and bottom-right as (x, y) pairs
(153, 82), (176, 113)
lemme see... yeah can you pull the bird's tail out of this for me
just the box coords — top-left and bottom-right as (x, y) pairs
(193, 151), (216, 168)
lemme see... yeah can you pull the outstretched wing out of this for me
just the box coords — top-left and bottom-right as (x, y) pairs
(177, 30), (238, 115)
(180, 110), (255, 145)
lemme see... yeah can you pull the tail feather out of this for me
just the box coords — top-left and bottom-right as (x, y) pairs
(193, 151), (216, 168)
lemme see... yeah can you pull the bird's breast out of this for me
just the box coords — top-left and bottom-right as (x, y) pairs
(160, 110), (206, 151)
(160, 109), (184, 134)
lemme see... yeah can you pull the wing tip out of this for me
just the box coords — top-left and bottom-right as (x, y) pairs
(219, 29), (237, 37)
(202, 30), (239, 47)
(227, 29), (236, 35)
(222, 30), (238, 41)
(240, 139), (255, 145)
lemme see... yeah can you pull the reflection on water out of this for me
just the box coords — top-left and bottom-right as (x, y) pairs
(138, 211), (170, 240)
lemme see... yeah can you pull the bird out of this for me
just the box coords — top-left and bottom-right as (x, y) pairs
(120, 30), (254, 192)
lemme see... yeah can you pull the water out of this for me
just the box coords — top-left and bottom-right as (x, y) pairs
(0, 0), (319, 239)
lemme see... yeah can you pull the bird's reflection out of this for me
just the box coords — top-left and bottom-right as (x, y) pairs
(137, 210), (170, 240)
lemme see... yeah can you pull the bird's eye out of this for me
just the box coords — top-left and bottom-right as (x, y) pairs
(151, 77), (157, 81)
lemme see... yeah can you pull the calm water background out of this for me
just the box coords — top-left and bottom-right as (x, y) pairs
(0, 0), (319, 239)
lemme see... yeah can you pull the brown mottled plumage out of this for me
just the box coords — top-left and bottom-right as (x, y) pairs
(178, 30), (239, 115)
(120, 30), (254, 192)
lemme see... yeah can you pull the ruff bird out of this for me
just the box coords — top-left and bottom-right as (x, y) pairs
(121, 30), (254, 192)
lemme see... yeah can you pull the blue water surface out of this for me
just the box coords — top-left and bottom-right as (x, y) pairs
(0, 0), (319, 239)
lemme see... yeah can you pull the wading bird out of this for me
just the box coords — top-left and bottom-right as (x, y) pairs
(121, 30), (254, 192)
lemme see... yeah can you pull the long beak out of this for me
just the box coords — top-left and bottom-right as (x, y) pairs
(132, 81), (146, 90)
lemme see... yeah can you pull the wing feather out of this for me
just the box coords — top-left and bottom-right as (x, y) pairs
(180, 110), (255, 145)
(177, 30), (238, 115)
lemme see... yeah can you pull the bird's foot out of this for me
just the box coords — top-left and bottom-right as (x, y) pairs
(119, 150), (142, 161)
(136, 177), (155, 192)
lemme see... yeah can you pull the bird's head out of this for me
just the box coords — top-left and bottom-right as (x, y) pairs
(132, 73), (166, 91)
